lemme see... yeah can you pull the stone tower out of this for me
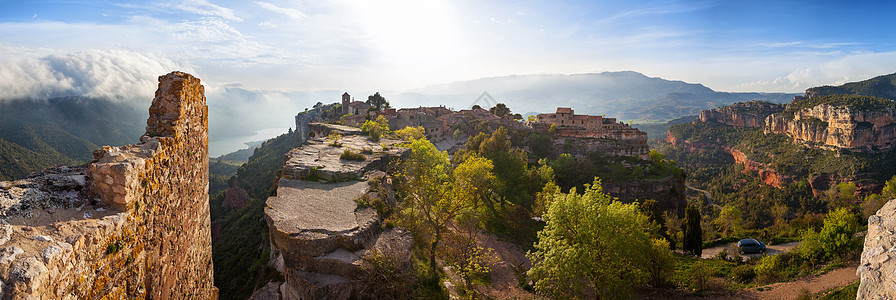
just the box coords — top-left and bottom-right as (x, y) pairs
(342, 92), (350, 115)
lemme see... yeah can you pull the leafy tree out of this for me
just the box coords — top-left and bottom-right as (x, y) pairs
(682, 203), (703, 256)
(395, 139), (460, 272)
(394, 126), (425, 141)
(366, 92), (390, 111)
(647, 238), (674, 287)
(489, 103), (511, 117)
(527, 179), (652, 298)
(361, 115), (390, 141)
(715, 204), (742, 237)
(639, 199), (671, 247)
(452, 155), (496, 213)
(527, 115), (537, 122)
(818, 207), (859, 259)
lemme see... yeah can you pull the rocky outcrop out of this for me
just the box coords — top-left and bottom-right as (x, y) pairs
(603, 175), (687, 216)
(726, 148), (788, 188)
(551, 135), (649, 160)
(698, 101), (784, 128)
(765, 104), (896, 152)
(858, 199), (896, 299)
(0, 72), (216, 298)
(264, 123), (412, 299)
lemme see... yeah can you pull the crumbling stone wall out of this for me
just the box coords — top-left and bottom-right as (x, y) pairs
(0, 71), (216, 298)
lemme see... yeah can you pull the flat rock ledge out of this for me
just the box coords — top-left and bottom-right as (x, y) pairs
(858, 198), (896, 299)
(262, 126), (413, 299)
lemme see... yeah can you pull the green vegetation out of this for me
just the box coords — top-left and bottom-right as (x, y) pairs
(806, 72), (896, 100)
(365, 92), (390, 111)
(0, 97), (145, 180)
(340, 149), (366, 161)
(784, 94), (896, 118)
(683, 203), (703, 256)
(818, 281), (858, 300)
(361, 115), (390, 141)
(526, 179), (664, 298)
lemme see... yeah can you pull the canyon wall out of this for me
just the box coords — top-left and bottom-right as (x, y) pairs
(698, 101), (783, 128)
(765, 104), (896, 152)
(0, 72), (216, 298)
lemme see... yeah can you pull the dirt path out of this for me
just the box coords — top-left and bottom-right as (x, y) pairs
(738, 262), (859, 299)
(701, 241), (800, 260)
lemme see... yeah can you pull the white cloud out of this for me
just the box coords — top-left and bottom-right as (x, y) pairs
(175, 0), (242, 22)
(256, 2), (308, 21)
(0, 46), (191, 102)
(736, 51), (896, 92)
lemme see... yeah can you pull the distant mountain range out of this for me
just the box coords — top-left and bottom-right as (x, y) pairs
(390, 71), (800, 122)
(0, 98), (145, 180)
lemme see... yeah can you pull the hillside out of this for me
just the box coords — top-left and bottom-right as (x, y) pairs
(806, 72), (896, 100)
(392, 71), (798, 122)
(0, 98), (146, 180)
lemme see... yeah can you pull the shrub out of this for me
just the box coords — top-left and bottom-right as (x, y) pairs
(362, 115), (390, 141)
(327, 132), (342, 147)
(755, 255), (782, 283)
(731, 264), (756, 283)
(340, 149), (366, 161)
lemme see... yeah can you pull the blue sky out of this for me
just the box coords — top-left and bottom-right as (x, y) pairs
(1, 0), (895, 96)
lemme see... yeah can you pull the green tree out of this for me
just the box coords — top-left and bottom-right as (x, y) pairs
(366, 92), (390, 111)
(395, 139), (458, 271)
(394, 126), (425, 141)
(361, 115), (390, 141)
(453, 155), (496, 212)
(682, 203), (703, 256)
(527, 179), (652, 298)
(489, 103), (511, 117)
(715, 204), (742, 237)
(639, 199), (671, 247)
(817, 207), (859, 260)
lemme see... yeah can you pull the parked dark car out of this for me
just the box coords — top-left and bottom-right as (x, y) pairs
(736, 238), (766, 254)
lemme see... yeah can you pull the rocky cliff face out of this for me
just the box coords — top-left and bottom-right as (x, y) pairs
(698, 101), (783, 128)
(0, 72), (216, 298)
(765, 104), (896, 152)
(603, 175), (687, 216)
(262, 123), (412, 299)
(858, 199), (896, 299)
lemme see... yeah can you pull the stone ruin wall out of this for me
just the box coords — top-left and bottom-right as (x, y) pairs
(0, 72), (216, 298)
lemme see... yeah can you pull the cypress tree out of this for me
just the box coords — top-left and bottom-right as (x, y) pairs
(683, 203), (703, 256)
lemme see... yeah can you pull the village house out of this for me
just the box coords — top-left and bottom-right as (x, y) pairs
(341, 92), (370, 115)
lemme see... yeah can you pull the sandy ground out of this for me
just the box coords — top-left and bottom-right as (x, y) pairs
(738, 262), (859, 299)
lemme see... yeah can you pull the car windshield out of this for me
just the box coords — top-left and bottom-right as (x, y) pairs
(740, 240), (758, 246)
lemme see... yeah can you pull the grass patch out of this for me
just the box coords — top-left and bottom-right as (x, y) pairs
(817, 281), (858, 300)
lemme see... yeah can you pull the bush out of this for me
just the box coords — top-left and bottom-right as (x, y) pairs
(754, 255), (782, 283)
(731, 264), (755, 283)
(340, 149), (366, 161)
(362, 115), (390, 141)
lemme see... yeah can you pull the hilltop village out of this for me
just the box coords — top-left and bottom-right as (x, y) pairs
(337, 92), (648, 151)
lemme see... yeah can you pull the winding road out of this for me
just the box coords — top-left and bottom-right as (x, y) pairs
(685, 184), (721, 209)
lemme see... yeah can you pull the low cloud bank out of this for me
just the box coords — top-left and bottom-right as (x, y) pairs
(0, 46), (188, 102)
